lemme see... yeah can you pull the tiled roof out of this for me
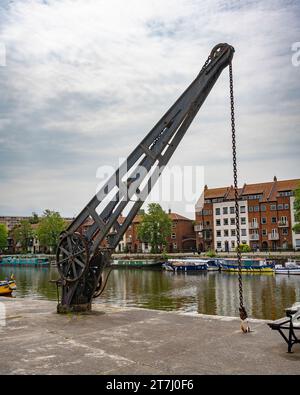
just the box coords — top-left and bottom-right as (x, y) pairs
(204, 178), (300, 203)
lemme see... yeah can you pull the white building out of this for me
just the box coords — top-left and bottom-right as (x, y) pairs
(213, 200), (249, 252)
(290, 196), (300, 250)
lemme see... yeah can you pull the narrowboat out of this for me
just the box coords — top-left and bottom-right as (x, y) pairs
(111, 260), (163, 269)
(162, 258), (208, 272)
(220, 258), (274, 273)
(0, 256), (49, 267)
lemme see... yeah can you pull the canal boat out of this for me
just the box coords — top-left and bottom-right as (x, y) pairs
(275, 261), (300, 275)
(0, 256), (49, 267)
(220, 258), (274, 273)
(111, 260), (163, 269)
(163, 258), (208, 272)
(0, 276), (17, 296)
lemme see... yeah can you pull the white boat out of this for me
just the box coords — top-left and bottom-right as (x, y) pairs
(275, 261), (300, 275)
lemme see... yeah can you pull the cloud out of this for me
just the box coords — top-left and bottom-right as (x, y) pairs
(0, 0), (299, 218)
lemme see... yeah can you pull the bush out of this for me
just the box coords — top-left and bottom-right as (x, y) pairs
(206, 249), (216, 257)
(236, 244), (251, 253)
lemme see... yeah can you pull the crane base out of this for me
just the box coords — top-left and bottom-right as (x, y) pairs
(57, 303), (92, 314)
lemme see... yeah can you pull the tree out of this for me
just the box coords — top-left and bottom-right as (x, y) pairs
(0, 223), (8, 252)
(13, 220), (33, 253)
(293, 185), (300, 233)
(236, 244), (251, 253)
(29, 212), (39, 224)
(137, 203), (172, 253)
(36, 210), (67, 252)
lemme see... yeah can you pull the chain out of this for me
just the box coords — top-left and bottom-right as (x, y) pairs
(229, 62), (249, 327)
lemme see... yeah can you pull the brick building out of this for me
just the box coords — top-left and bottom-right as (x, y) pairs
(125, 211), (195, 253)
(195, 177), (300, 252)
(78, 210), (195, 253)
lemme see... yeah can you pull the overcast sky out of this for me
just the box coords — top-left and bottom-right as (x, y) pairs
(0, 0), (299, 219)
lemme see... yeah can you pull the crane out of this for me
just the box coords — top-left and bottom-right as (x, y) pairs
(55, 43), (235, 313)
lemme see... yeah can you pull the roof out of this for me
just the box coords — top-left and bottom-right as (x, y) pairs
(204, 178), (300, 203)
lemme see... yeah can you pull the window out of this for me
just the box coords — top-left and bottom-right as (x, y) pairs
(242, 240), (247, 244)
(223, 207), (228, 215)
(216, 230), (222, 237)
(230, 218), (235, 225)
(231, 229), (236, 237)
(260, 205), (266, 211)
(223, 218), (229, 226)
(240, 206), (246, 213)
(277, 204), (283, 210)
(284, 204), (289, 210)
(215, 208), (221, 215)
(224, 230), (229, 237)
(241, 229), (247, 236)
(261, 217), (267, 224)
(206, 221), (210, 226)
(270, 204), (277, 211)
(230, 207), (235, 214)
(216, 219), (221, 226)
(271, 217), (277, 224)
(231, 241), (235, 248)
(254, 206), (259, 212)
(241, 217), (246, 225)
(248, 206), (253, 212)
(262, 229), (267, 236)
(282, 228), (288, 235)
(172, 223), (176, 229)
(203, 209), (212, 215)
(171, 233), (176, 239)
(173, 243), (177, 249)
(217, 241), (222, 249)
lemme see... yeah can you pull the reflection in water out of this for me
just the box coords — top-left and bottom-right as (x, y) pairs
(1, 265), (300, 320)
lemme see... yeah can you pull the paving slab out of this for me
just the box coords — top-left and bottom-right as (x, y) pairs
(0, 297), (299, 375)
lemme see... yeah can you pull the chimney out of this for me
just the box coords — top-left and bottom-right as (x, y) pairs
(168, 208), (171, 214)
(273, 176), (277, 182)
(204, 184), (208, 191)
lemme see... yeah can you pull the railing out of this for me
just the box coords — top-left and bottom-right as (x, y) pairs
(194, 224), (203, 232)
(249, 234), (260, 241)
(249, 223), (259, 229)
(278, 221), (289, 228)
(268, 233), (279, 241)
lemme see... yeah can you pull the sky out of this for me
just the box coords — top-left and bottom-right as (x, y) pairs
(0, 0), (299, 219)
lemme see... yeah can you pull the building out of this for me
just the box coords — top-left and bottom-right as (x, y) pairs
(195, 177), (300, 252)
(78, 210), (195, 253)
(125, 211), (195, 253)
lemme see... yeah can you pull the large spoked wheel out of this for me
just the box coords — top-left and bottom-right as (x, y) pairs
(56, 232), (89, 283)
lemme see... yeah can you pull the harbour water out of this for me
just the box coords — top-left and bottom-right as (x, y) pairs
(1, 263), (300, 320)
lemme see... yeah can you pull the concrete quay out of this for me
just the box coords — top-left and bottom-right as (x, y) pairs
(0, 297), (299, 375)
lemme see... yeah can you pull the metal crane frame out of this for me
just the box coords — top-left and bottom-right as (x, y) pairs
(55, 43), (235, 313)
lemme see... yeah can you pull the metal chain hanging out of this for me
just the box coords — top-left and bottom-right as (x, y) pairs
(229, 62), (250, 333)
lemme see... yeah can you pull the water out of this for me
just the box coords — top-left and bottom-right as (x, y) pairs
(1, 264), (300, 320)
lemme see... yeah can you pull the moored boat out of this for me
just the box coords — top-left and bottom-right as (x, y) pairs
(163, 258), (208, 272)
(0, 276), (17, 296)
(111, 259), (163, 269)
(275, 261), (300, 275)
(0, 256), (49, 267)
(220, 258), (274, 273)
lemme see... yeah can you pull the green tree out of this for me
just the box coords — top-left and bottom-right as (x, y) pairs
(37, 210), (67, 252)
(236, 244), (251, 253)
(293, 186), (300, 233)
(29, 212), (39, 224)
(0, 223), (8, 252)
(137, 203), (172, 253)
(13, 220), (33, 253)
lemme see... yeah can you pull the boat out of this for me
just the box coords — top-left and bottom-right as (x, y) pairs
(220, 258), (274, 273)
(111, 259), (163, 269)
(162, 258), (208, 272)
(0, 256), (49, 267)
(275, 261), (300, 275)
(0, 276), (17, 296)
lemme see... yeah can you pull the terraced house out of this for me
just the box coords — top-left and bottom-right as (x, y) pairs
(195, 177), (300, 252)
